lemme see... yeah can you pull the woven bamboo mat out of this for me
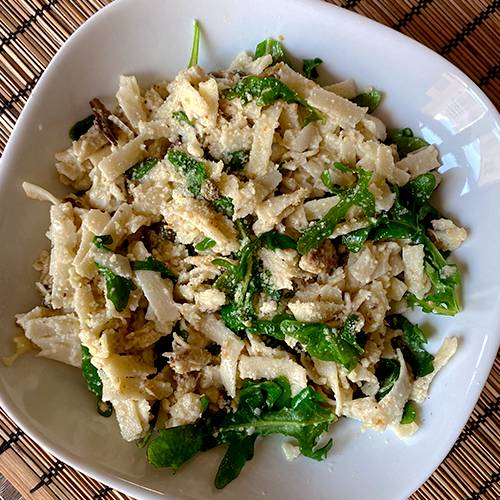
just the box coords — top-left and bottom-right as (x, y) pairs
(0, 1), (499, 499)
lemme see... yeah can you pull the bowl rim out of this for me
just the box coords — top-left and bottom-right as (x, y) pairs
(0, 0), (499, 498)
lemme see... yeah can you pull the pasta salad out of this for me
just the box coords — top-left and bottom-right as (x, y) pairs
(10, 24), (468, 488)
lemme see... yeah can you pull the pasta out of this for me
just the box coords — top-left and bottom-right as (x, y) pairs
(9, 32), (468, 489)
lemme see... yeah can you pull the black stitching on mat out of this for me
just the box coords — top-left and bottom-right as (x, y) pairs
(469, 471), (500, 500)
(30, 459), (65, 493)
(0, 429), (25, 454)
(342, 0), (362, 9)
(440, 0), (500, 55)
(392, 0), (434, 31)
(0, 0), (60, 52)
(479, 63), (500, 87)
(450, 397), (499, 452)
(0, 72), (42, 116)
(94, 485), (112, 499)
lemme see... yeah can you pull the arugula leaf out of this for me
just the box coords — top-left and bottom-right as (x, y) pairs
(69, 114), (94, 141)
(303, 58), (323, 80)
(339, 314), (364, 354)
(224, 76), (321, 126)
(220, 381), (334, 462)
(132, 256), (177, 282)
(375, 358), (400, 401)
(92, 234), (113, 251)
(215, 436), (256, 489)
(166, 149), (207, 196)
(81, 345), (102, 399)
(214, 238), (260, 317)
(126, 157), (159, 180)
(320, 170), (336, 192)
(172, 110), (194, 127)
(188, 20), (201, 67)
(333, 161), (351, 173)
(227, 150), (249, 170)
(254, 38), (289, 64)
(95, 263), (136, 312)
(261, 230), (297, 250)
(406, 172), (436, 206)
(81, 345), (113, 417)
(401, 401), (417, 424)
(195, 237), (216, 251)
(342, 227), (370, 253)
(280, 320), (361, 370)
(148, 423), (206, 470)
(297, 168), (375, 255)
(249, 314), (293, 340)
(371, 180), (461, 316)
(200, 395), (209, 413)
(407, 250), (461, 315)
(212, 197), (234, 217)
(147, 378), (334, 488)
(386, 128), (429, 158)
(220, 303), (249, 333)
(352, 88), (383, 113)
(387, 315), (434, 378)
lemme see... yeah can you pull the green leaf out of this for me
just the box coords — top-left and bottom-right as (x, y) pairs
(69, 114), (94, 141)
(188, 20), (201, 68)
(386, 128), (429, 158)
(280, 320), (361, 370)
(95, 263), (136, 312)
(132, 256), (177, 282)
(333, 161), (351, 173)
(352, 89), (383, 113)
(172, 110), (194, 127)
(406, 173), (436, 206)
(227, 150), (249, 170)
(401, 401), (417, 424)
(320, 170), (335, 192)
(200, 395), (209, 413)
(126, 157), (159, 180)
(303, 58), (323, 80)
(371, 185), (461, 316)
(224, 76), (322, 126)
(147, 379), (335, 488)
(297, 168), (375, 255)
(249, 314), (293, 341)
(215, 436), (256, 489)
(261, 230), (297, 250)
(375, 358), (400, 401)
(195, 237), (216, 251)
(92, 234), (113, 251)
(166, 149), (207, 196)
(218, 381), (335, 461)
(212, 197), (234, 217)
(339, 314), (364, 354)
(342, 227), (370, 253)
(82, 345), (113, 417)
(148, 423), (205, 470)
(387, 315), (434, 378)
(254, 38), (288, 64)
(81, 345), (102, 399)
(255, 270), (281, 301)
(220, 303), (249, 333)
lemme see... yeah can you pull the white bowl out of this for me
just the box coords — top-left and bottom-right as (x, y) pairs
(0, 0), (499, 498)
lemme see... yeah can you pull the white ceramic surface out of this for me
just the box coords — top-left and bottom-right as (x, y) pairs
(0, 0), (499, 499)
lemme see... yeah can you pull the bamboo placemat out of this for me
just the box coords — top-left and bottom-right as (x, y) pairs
(0, 1), (499, 499)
